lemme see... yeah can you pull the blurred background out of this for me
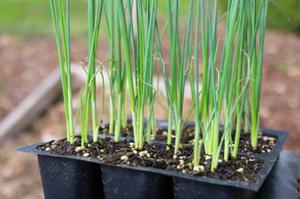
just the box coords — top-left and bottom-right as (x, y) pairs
(0, 0), (300, 198)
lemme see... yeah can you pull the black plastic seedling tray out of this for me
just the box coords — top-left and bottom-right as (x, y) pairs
(19, 143), (105, 199)
(171, 153), (277, 199)
(18, 127), (287, 199)
(101, 164), (173, 199)
(19, 142), (174, 199)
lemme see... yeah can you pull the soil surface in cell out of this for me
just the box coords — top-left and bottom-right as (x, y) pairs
(39, 132), (264, 184)
(155, 127), (277, 154)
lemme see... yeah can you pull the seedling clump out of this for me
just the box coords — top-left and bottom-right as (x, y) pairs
(47, 0), (270, 181)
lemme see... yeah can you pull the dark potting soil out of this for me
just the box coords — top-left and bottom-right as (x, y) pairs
(155, 127), (276, 154)
(155, 127), (194, 143)
(99, 124), (134, 138)
(239, 134), (276, 154)
(39, 136), (263, 184)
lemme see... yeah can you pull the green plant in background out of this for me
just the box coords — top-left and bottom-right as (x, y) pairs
(0, 0), (87, 37)
(49, 0), (75, 143)
(1, 0), (298, 38)
(268, 0), (300, 32)
(219, 0), (300, 32)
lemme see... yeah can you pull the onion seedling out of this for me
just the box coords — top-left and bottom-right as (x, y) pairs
(104, 0), (127, 141)
(105, 1), (127, 138)
(164, 0), (194, 155)
(248, 0), (269, 148)
(115, 0), (136, 143)
(190, 0), (269, 171)
(191, 0), (219, 168)
(49, 0), (75, 143)
(134, 0), (158, 147)
(80, 0), (104, 145)
(217, 0), (268, 169)
(198, 0), (219, 158)
(211, 0), (240, 166)
(115, 0), (158, 148)
(190, 0), (201, 167)
(232, 0), (249, 159)
(105, 0), (116, 135)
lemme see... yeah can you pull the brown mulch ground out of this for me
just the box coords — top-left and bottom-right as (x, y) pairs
(0, 35), (88, 120)
(0, 29), (300, 199)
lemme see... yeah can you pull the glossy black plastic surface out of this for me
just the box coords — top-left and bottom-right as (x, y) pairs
(101, 164), (173, 199)
(37, 155), (104, 199)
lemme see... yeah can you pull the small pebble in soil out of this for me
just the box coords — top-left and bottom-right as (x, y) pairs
(120, 155), (129, 162)
(179, 156), (186, 160)
(52, 140), (59, 145)
(236, 168), (244, 173)
(75, 147), (83, 152)
(139, 151), (149, 157)
(103, 128), (108, 133)
(129, 143), (135, 148)
(193, 165), (205, 173)
(83, 153), (90, 157)
(176, 160), (185, 170)
(205, 155), (211, 160)
(269, 137), (276, 141)
(263, 136), (276, 142)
